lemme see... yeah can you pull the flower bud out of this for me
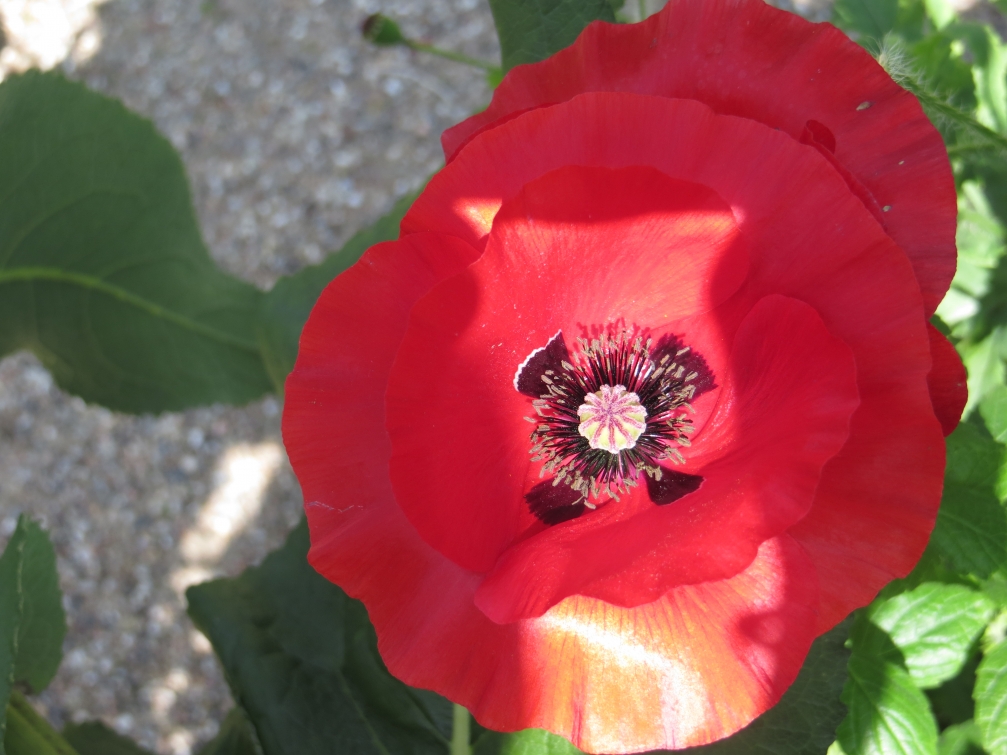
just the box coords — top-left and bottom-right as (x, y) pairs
(361, 14), (406, 46)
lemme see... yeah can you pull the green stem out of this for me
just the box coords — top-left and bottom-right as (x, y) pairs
(888, 68), (1007, 159)
(947, 143), (998, 157)
(638, 0), (647, 20)
(449, 703), (471, 755)
(407, 41), (502, 74)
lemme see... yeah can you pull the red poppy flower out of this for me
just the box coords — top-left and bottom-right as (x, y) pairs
(283, 0), (966, 751)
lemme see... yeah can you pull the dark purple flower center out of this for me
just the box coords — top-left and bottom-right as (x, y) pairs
(514, 330), (715, 525)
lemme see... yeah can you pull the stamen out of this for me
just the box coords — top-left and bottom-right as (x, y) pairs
(517, 328), (715, 522)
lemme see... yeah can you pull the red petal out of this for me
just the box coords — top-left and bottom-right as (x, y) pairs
(387, 165), (748, 574)
(441, 0), (955, 315)
(778, 236), (945, 630)
(500, 535), (818, 752)
(800, 120), (887, 227)
(789, 386), (946, 632)
(926, 322), (967, 436)
(282, 231), (479, 534)
(310, 512), (816, 753)
(475, 295), (858, 622)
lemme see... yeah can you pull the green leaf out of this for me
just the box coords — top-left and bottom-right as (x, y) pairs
(867, 583), (996, 689)
(937, 179), (1006, 348)
(472, 728), (584, 755)
(931, 423), (1007, 579)
(836, 618), (939, 755)
(832, 0), (926, 49)
(186, 519), (452, 755)
(0, 528), (22, 754)
(833, 0), (899, 40)
(10, 520), (65, 694)
(965, 331), (1007, 418)
(0, 516), (66, 755)
(4, 692), (78, 755)
(62, 721), (152, 755)
(498, 730), (581, 755)
(909, 32), (976, 111)
(976, 641), (1007, 755)
(487, 0), (616, 71)
(255, 190), (416, 392)
(939, 721), (988, 755)
(196, 709), (259, 755)
(946, 23), (1007, 134)
(924, 0), (956, 30)
(0, 70), (272, 412)
(981, 385), (1007, 443)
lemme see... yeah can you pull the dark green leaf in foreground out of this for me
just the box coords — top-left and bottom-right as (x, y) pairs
(63, 721), (153, 755)
(186, 519), (452, 755)
(476, 619), (852, 755)
(0, 70), (272, 412)
(0, 516), (66, 755)
(255, 190), (416, 392)
(488, 0), (615, 71)
(867, 583), (995, 689)
(975, 640), (1007, 755)
(837, 618), (939, 755)
(931, 423), (1007, 579)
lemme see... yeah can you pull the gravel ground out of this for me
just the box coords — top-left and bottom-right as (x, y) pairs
(0, 0), (954, 752)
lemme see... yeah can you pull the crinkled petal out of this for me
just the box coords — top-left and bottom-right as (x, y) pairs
(282, 231), (480, 548)
(498, 534), (818, 752)
(441, 0), (955, 315)
(308, 503), (817, 754)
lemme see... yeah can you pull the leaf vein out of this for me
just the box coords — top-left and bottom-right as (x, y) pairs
(0, 267), (259, 352)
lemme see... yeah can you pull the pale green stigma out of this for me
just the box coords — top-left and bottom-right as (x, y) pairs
(577, 384), (648, 454)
